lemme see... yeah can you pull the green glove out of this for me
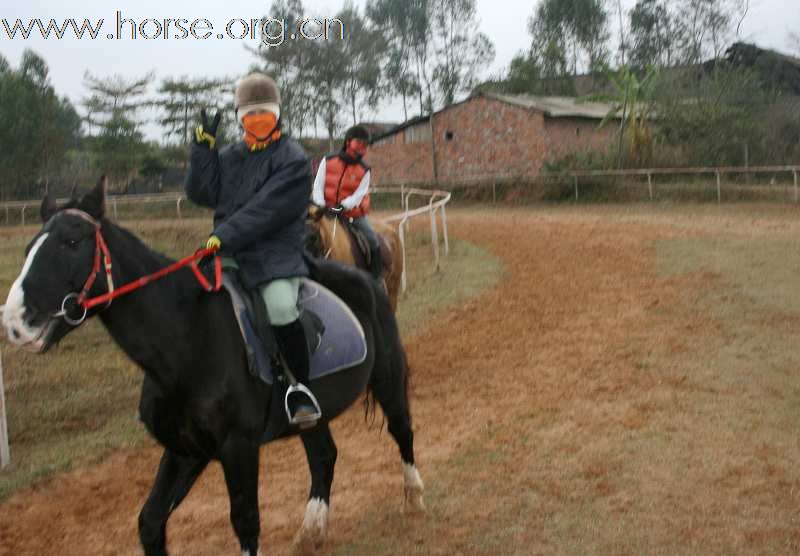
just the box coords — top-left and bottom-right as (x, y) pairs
(195, 109), (221, 149)
(206, 235), (221, 251)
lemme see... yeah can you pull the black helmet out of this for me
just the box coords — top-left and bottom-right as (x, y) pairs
(343, 125), (370, 148)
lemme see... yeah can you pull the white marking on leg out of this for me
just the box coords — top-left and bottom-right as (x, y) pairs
(403, 462), (426, 512)
(293, 497), (328, 554)
(3, 234), (49, 346)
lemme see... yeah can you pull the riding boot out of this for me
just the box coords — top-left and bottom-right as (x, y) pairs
(369, 245), (383, 280)
(273, 319), (320, 428)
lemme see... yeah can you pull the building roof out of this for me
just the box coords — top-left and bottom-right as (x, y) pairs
(371, 92), (620, 143)
(355, 121), (399, 138)
(477, 91), (620, 119)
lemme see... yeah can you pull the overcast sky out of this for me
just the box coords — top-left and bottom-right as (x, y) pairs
(1, 0), (798, 139)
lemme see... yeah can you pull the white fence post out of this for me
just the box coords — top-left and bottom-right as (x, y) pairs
(0, 349), (9, 469)
(440, 203), (450, 256)
(429, 200), (440, 272)
(397, 220), (408, 294)
(378, 186), (452, 292)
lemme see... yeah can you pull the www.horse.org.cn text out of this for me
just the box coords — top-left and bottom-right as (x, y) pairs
(1, 11), (346, 47)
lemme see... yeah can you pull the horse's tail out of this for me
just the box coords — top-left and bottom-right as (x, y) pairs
(363, 267), (412, 430)
(305, 252), (411, 430)
(363, 349), (411, 428)
(375, 220), (403, 312)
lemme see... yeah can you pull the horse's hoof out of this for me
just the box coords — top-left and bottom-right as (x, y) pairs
(402, 463), (426, 513)
(292, 529), (324, 556)
(403, 485), (426, 513)
(291, 498), (328, 555)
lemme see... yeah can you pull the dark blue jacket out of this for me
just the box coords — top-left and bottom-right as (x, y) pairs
(185, 137), (311, 289)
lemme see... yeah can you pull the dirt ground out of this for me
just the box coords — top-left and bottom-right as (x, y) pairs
(1, 207), (799, 555)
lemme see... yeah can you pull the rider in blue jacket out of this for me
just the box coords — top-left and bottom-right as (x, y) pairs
(185, 72), (318, 427)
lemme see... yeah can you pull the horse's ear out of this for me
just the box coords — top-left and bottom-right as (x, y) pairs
(308, 204), (324, 222)
(69, 184), (79, 202)
(40, 193), (57, 223)
(78, 175), (107, 220)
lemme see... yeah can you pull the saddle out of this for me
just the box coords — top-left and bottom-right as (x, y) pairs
(222, 270), (367, 385)
(341, 217), (393, 274)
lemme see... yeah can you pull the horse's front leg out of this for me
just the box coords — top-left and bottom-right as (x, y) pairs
(220, 434), (262, 556)
(293, 424), (338, 555)
(138, 449), (209, 556)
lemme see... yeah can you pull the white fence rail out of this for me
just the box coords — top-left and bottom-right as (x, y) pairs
(0, 193), (185, 225)
(376, 186), (452, 293)
(565, 165), (800, 202)
(0, 188), (454, 294)
(377, 165), (800, 203)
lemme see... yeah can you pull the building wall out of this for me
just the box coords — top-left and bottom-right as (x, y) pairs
(432, 96), (547, 179)
(367, 128), (435, 184)
(368, 96), (616, 184)
(544, 117), (616, 157)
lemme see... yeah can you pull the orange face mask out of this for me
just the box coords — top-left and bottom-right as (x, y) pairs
(346, 138), (367, 160)
(241, 112), (281, 151)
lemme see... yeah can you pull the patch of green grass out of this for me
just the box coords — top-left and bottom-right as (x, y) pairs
(395, 230), (504, 331)
(0, 217), (501, 501)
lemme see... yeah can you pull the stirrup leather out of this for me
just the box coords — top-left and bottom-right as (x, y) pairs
(284, 383), (322, 426)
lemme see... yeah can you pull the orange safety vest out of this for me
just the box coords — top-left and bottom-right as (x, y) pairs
(323, 155), (370, 219)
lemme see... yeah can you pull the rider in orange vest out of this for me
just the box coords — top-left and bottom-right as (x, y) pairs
(311, 125), (382, 279)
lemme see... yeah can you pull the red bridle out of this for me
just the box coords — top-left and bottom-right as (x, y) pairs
(57, 209), (222, 325)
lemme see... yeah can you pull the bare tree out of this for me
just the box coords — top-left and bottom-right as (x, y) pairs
(431, 0), (495, 106)
(252, 0), (316, 138)
(790, 32), (800, 56)
(337, 5), (387, 125)
(83, 71), (153, 132)
(157, 77), (227, 145)
(82, 71), (153, 189)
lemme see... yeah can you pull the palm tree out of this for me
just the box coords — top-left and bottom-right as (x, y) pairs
(599, 65), (659, 168)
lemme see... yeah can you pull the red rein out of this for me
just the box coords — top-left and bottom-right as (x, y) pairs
(76, 225), (222, 311)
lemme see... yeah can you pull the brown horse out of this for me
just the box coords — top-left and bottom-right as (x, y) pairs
(306, 205), (403, 312)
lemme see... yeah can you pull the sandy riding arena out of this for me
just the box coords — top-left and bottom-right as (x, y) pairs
(2, 205), (800, 555)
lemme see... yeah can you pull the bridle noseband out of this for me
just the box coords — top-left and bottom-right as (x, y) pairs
(53, 209), (114, 326)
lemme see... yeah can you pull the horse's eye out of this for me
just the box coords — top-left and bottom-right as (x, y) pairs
(64, 238), (79, 249)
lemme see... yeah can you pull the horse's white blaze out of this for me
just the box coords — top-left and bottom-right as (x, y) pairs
(3, 233), (49, 347)
(402, 463), (425, 512)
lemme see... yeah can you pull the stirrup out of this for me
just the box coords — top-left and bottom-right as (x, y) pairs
(284, 383), (322, 428)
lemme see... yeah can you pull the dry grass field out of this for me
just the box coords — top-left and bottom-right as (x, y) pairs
(1, 203), (800, 555)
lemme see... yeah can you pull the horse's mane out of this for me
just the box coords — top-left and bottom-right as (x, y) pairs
(103, 220), (174, 267)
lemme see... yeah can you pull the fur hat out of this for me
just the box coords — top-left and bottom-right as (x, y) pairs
(235, 73), (281, 121)
(344, 125), (371, 144)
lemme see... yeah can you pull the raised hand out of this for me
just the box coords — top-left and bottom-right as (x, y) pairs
(195, 109), (222, 149)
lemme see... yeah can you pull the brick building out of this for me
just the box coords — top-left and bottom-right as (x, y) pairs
(367, 91), (619, 184)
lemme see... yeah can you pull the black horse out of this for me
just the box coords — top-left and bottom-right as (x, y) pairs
(2, 177), (425, 555)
